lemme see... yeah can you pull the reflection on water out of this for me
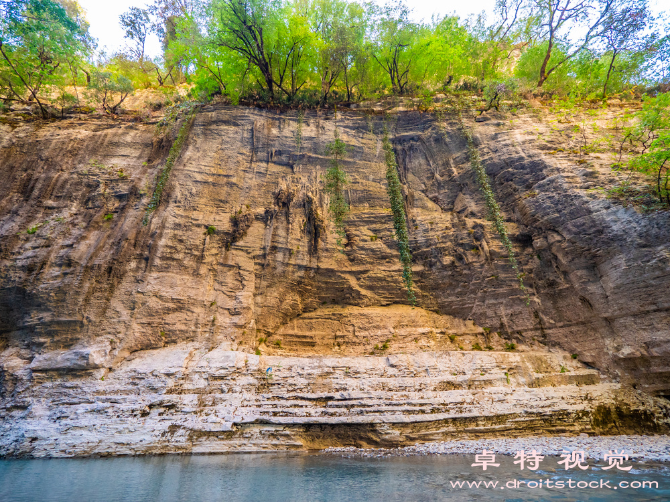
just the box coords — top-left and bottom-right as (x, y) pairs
(0, 453), (668, 501)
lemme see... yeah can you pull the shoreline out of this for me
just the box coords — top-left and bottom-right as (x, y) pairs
(325, 435), (670, 462)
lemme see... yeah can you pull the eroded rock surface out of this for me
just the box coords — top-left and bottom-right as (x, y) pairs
(1, 106), (669, 456)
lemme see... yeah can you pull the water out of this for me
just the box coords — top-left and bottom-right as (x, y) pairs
(0, 453), (668, 501)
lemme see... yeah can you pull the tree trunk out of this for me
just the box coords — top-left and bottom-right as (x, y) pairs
(603, 51), (617, 99)
(537, 40), (554, 87)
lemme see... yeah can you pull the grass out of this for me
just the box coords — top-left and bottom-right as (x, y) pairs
(504, 342), (517, 351)
(103, 214), (113, 221)
(472, 342), (483, 351)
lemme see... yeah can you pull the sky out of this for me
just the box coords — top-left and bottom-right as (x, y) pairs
(78, 0), (666, 59)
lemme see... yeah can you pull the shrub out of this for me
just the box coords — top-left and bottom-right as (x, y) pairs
(504, 342), (517, 351)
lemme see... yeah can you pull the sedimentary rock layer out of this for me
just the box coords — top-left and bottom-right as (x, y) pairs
(1, 105), (669, 456)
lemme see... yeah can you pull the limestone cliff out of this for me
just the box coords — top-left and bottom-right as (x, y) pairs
(0, 104), (669, 456)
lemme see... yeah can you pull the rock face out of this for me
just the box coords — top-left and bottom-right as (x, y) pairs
(0, 105), (669, 457)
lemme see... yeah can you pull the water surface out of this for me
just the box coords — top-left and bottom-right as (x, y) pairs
(1, 453), (668, 501)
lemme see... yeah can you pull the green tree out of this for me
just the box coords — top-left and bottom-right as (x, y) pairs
(0, 0), (90, 117)
(598, 0), (652, 97)
(628, 93), (670, 204)
(368, 1), (420, 95)
(210, 0), (314, 101)
(531, 0), (615, 87)
(88, 70), (134, 114)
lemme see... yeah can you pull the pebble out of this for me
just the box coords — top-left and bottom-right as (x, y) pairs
(325, 435), (670, 462)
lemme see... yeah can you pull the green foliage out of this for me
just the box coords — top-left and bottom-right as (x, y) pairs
(323, 128), (349, 247)
(460, 113), (530, 305)
(515, 42), (571, 92)
(103, 213), (113, 221)
(87, 70), (134, 114)
(2, 0), (668, 113)
(26, 225), (39, 234)
(472, 342), (483, 351)
(504, 342), (517, 351)
(382, 124), (415, 305)
(0, 0), (91, 117)
(143, 110), (197, 225)
(206, 225), (216, 235)
(627, 93), (670, 204)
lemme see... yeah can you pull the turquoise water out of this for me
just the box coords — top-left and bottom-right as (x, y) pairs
(0, 453), (668, 501)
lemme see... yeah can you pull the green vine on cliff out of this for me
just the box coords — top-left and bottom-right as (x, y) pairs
(143, 111), (196, 226)
(323, 128), (349, 248)
(458, 112), (530, 305)
(382, 125), (416, 305)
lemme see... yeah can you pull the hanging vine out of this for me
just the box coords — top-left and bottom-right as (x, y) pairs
(143, 110), (196, 226)
(382, 124), (416, 305)
(458, 112), (530, 305)
(323, 128), (349, 248)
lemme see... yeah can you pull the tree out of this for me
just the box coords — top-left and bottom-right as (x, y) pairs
(120, 7), (151, 62)
(88, 70), (134, 114)
(599, 0), (652, 98)
(466, 0), (534, 81)
(629, 93), (670, 204)
(368, 1), (419, 95)
(531, 0), (615, 87)
(210, 0), (313, 100)
(0, 0), (90, 117)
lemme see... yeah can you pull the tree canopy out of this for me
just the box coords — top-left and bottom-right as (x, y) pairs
(1, 0), (668, 111)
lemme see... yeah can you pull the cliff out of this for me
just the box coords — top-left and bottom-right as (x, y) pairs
(0, 103), (669, 456)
